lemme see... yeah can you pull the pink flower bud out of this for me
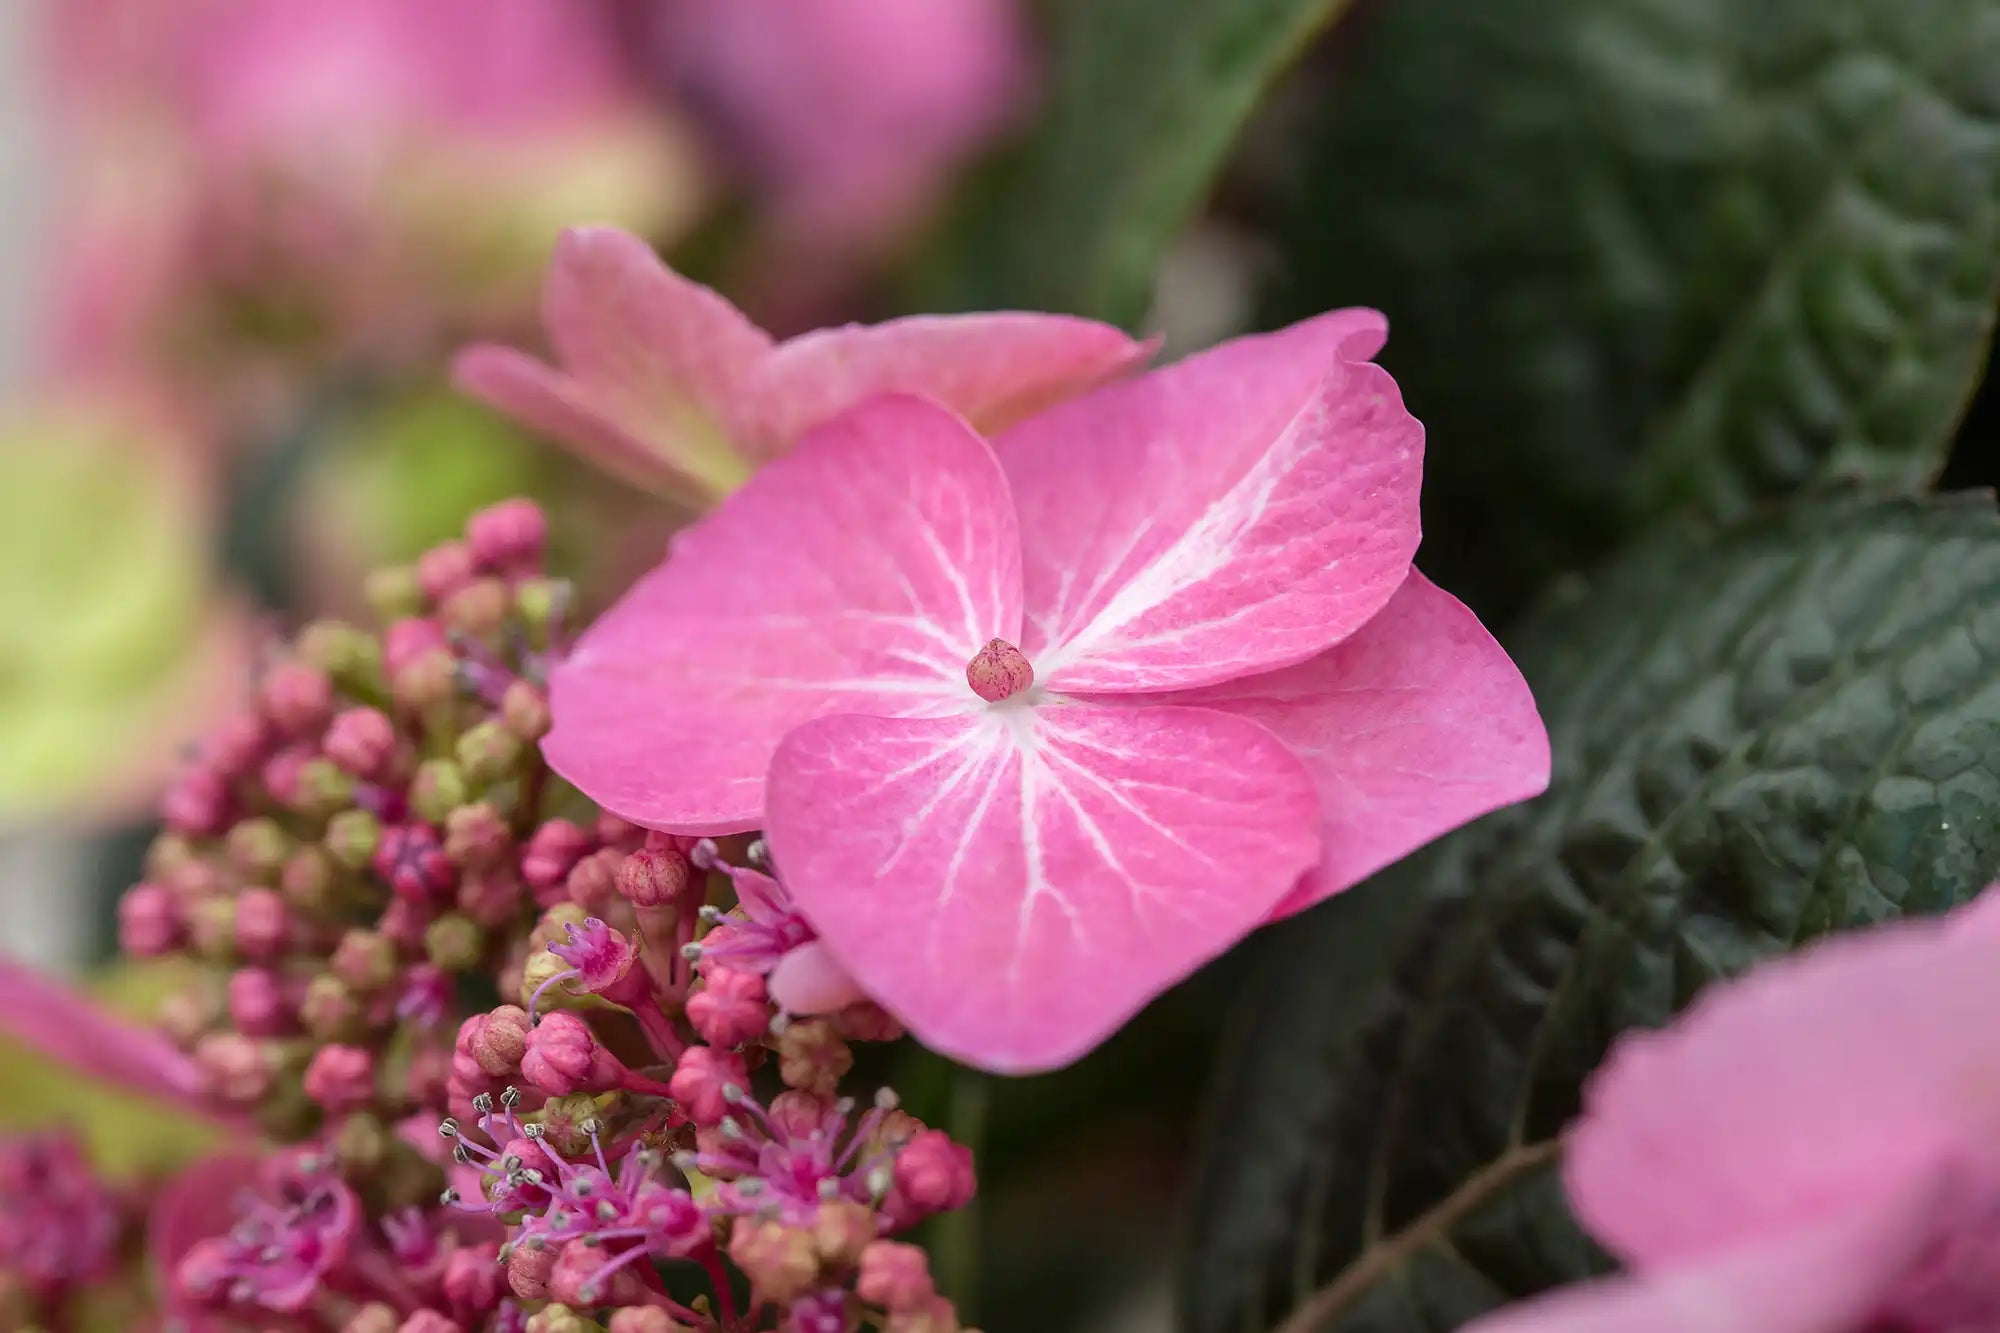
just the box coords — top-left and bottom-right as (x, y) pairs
(442, 1245), (505, 1319)
(417, 540), (476, 602)
(445, 803), (512, 869)
(280, 846), (337, 913)
(728, 1218), (819, 1305)
(522, 1011), (625, 1096)
(616, 845), (690, 908)
(595, 812), (644, 849)
(965, 637), (1033, 702)
(687, 968), (770, 1048)
(383, 617), (450, 675)
(303, 1044), (375, 1113)
(505, 1239), (558, 1300)
(233, 887), (292, 961)
(858, 1241), (936, 1312)
(609, 1309), (689, 1333)
(521, 820), (593, 900)
(343, 1303), (400, 1333)
(500, 679), (552, 742)
(259, 744), (313, 809)
(441, 577), (509, 637)
(118, 882), (182, 956)
(196, 1031), (272, 1103)
(466, 1005), (531, 1079)
(161, 765), (232, 836)
(324, 707), (398, 780)
(837, 1002), (906, 1044)
(390, 647), (457, 713)
(564, 848), (623, 913)
(885, 1296), (961, 1333)
(260, 660), (335, 738)
(670, 1046), (748, 1126)
(227, 967), (292, 1037)
(775, 1017), (853, 1096)
(551, 1240), (648, 1307)
(893, 1130), (976, 1216)
(301, 974), (363, 1041)
(330, 930), (398, 993)
(467, 498), (547, 572)
(374, 823), (456, 902)
(458, 867), (527, 928)
(202, 710), (272, 778)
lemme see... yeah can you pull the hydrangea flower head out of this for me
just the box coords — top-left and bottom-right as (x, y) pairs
(455, 225), (1150, 500)
(543, 314), (1550, 1071)
(1465, 889), (2000, 1333)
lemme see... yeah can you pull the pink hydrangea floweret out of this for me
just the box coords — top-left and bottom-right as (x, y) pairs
(454, 225), (1150, 501)
(1463, 888), (2000, 1333)
(544, 312), (1551, 1071)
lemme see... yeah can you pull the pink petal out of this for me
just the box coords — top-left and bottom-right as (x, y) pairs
(1567, 894), (2000, 1272)
(149, 1153), (263, 1286)
(768, 941), (869, 1015)
(545, 394), (1023, 834)
(1463, 1171), (1950, 1333)
(0, 956), (213, 1118)
(1158, 571), (1549, 918)
(763, 703), (1321, 1072)
(452, 346), (700, 494)
(729, 314), (1154, 455)
(996, 310), (1420, 693)
(457, 226), (774, 498)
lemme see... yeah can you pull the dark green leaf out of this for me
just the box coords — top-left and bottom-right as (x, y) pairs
(1185, 490), (2000, 1333)
(1266, 0), (2000, 613)
(924, 0), (1356, 324)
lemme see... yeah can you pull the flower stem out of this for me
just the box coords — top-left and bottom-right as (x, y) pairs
(931, 1063), (990, 1321)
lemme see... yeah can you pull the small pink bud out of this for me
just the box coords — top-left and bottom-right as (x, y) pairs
(391, 647), (457, 713)
(505, 1238), (558, 1300)
(118, 883), (182, 956)
(885, 1296), (962, 1333)
(791, 1289), (854, 1333)
(233, 887), (292, 961)
(301, 973), (363, 1041)
(728, 1218), (819, 1306)
(564, 848), (623, 913)
(303, 1044), (375, 1113)
(858, 1241), (936, 1312)
(201, 710), (272, 778)
(383, 617), (449, 675)
(965, 638), (1033, 702)
(687, 968), (770, 1048)
(609, 1309), (690, 1333)
(260, 660), (335, 738)
(616, 845), (690, 908)
(595, 812), (644, 849)
(325, 809), (382, 871)
(454, 720), (522, 785)
(410, 761), (469, 825)
(458, 867), (527, 928)
(775, 1017), (853, 1096)
(161, 765), (232, 836)
(330, 929), (398, 993)
(443, 1245), (504, 1319)
(440, 577), (510, 637)
(324, 707), (399, 780)
(551, 1240), (648, 1307)
(467, 498), (547, 572)
(417, 540), (476, 602)
(893, 1130), (976, 1216)
(521, 820), (592, 901)
(374, 823), (456, 902)
(670, 1046), (748, 1127)
(521, 1012), (616, 1096)
(227, 967), (292, 1037)
(837, 1002), (905, 1044)
(225, 817), (289, 879)
(500, 679), (552, 742)
(812, 1200), (876, 1267)
(344, 1303), (401, 1333)
(444, 803), (512, 869)
(280, 846), (337, 913)
(196, 1031), (272, 1103)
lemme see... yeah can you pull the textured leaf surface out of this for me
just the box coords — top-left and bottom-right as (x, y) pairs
(1267, 0), (2000, 612)
(927, 0), (1354, 325)
(1185, 491), (2000, 1333)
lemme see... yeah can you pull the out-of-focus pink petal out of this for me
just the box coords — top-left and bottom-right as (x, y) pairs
(1463, 1171), (1950, 1333)
(148, 1152), (262, 1286)
(460, 226), (773, 498)
(452, 345), (689, 493)
(546, 395), (1022, 834)
(768, 941), (868, 1016)
(997, 310), (1418, 693)
(764, 704), (1320, 1073)
(0, 956), (212, 1118)
(1157, 572), (1549, 917)
(1567, 900), (2000, 1271)
(731, 315), (1153, 456)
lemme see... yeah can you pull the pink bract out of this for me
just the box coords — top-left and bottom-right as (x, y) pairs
(453, 226), (1150, 501)
(1464, 889), (2000, 1333)
(544, 315), (1549, 1071)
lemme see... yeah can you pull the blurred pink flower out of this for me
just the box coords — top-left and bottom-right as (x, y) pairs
(652, 0), (1031, 250)
(542, 314), (1548, 1071)
(455, 225), (1150, 501)
(1465, 890), (2000, 1333)
(39, 0), (702, 407)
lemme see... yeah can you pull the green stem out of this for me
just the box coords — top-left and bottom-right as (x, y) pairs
(930, 1064), (990, 1321)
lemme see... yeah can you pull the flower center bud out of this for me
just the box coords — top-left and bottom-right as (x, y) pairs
(965, 639), (1034, 702)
